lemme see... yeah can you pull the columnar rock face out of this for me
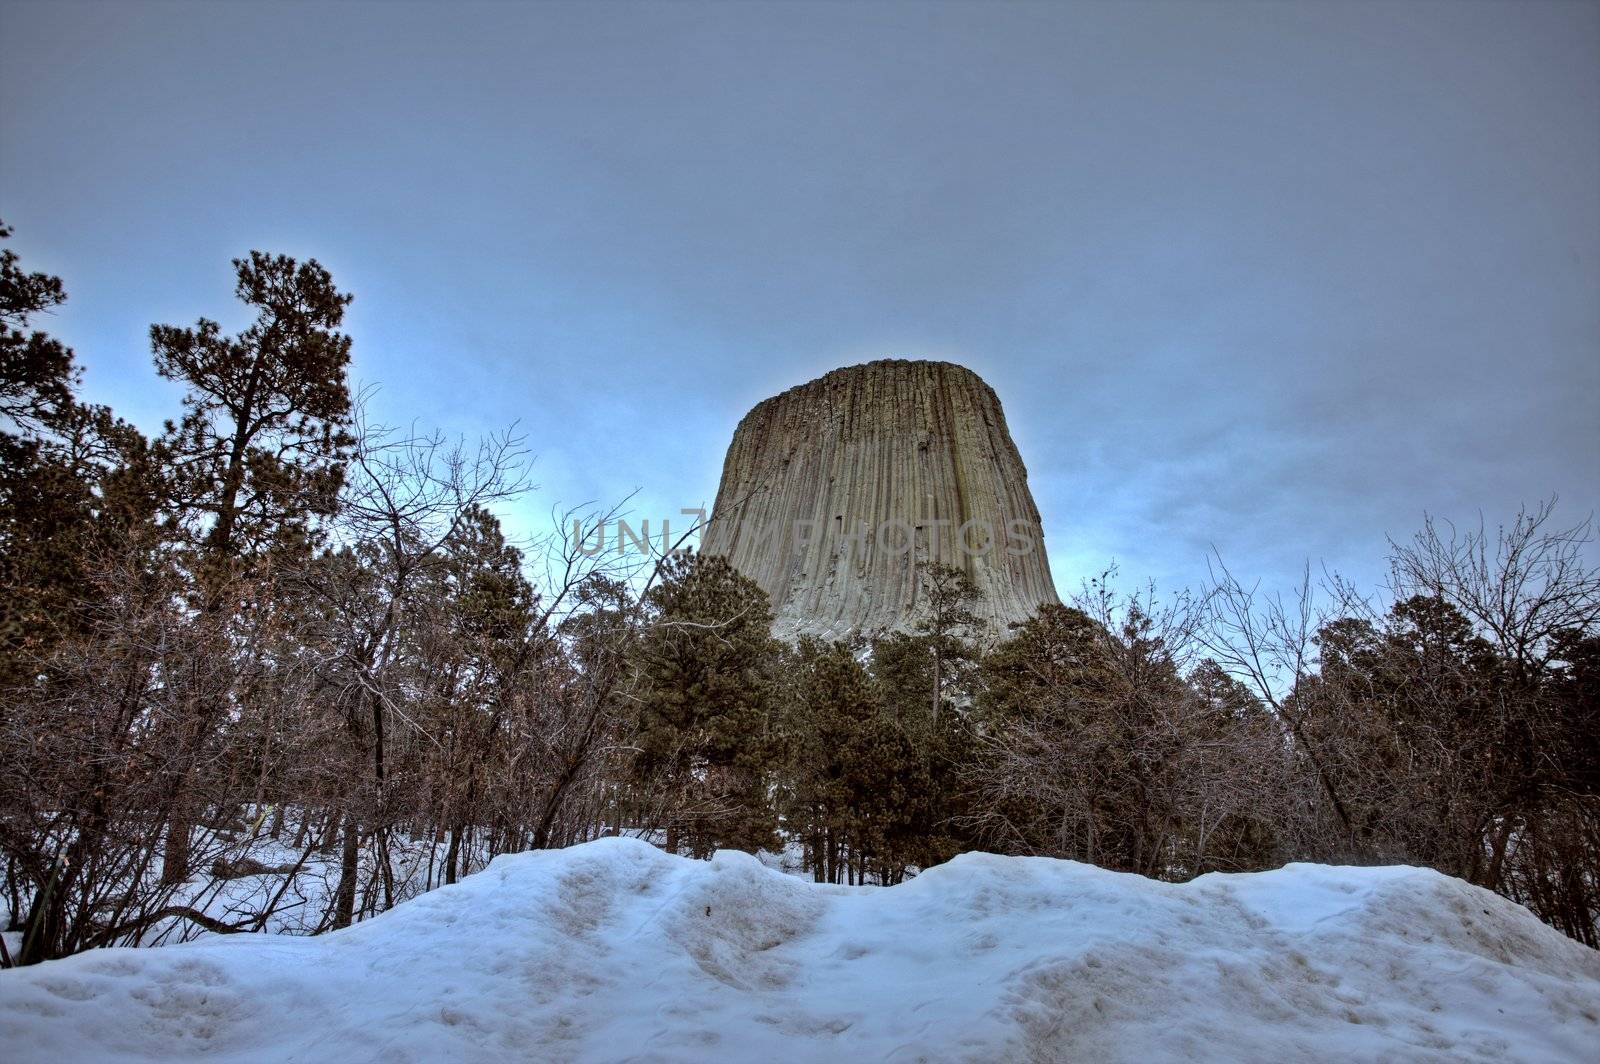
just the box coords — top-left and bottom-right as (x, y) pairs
(702, 359), (1059, 641)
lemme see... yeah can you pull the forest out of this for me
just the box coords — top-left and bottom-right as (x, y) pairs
(2, 225), (1596, 968)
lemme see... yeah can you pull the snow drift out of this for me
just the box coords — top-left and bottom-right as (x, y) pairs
(3, 837), (1597, 1062)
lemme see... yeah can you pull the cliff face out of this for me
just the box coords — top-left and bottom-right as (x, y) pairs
(702, 359), (1059, 640)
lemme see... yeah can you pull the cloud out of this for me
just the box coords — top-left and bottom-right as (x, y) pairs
(3, 0), (1595, 602)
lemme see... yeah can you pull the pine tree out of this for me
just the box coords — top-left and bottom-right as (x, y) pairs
(0, 221), (151, 685)
(151, 251), (354, 591)
(0, 221), (73, 435)
(778, 637), (944, 884)
(632, 550), (778, 856)
(148, 251), (355, 883)
(914, 561), (983, 726)
(782, 638), (869, 880)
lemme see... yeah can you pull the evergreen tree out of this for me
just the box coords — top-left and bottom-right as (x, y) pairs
(0, 221), (73, 435)
(0, 221), (151, 685)
(974, 603), (1111, 858)
(782, 638), (887, 881)
(148, 251), (355, 883)
(1311, 594), (1519, 874)
(914, 561), (983, 726)
(632, 550), (778, 856)
(151, 251), (354, 590)
(0, 223), (86, 680)
(863, 632), (977, 871)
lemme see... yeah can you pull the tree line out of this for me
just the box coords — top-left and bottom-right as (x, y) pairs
(1, 226), (1595, 966)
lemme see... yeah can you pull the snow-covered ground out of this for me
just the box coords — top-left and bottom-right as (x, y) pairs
(3, 837), (1596, 1062)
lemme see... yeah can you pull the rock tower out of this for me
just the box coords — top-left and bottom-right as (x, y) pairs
(702, 359), (1058, 640)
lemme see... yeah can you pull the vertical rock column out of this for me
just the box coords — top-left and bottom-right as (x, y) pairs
(702, 359), (1059, 640)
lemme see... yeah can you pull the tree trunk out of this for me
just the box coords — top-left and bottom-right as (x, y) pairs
(444, 827), (462, 886)
(161, 812), (193, 886)
(332, 815), (360, 930)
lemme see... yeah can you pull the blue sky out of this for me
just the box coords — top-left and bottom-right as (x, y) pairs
(3, 0), (1596, 604)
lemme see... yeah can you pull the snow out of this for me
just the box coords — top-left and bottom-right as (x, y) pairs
(3, 837), (1596, 1062)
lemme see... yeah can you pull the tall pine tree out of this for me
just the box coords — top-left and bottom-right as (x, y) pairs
(149, 251), (355, 883)
(632, 550), (778, 856)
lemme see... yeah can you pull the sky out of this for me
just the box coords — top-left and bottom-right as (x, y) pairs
(2, 0), (1597, 606)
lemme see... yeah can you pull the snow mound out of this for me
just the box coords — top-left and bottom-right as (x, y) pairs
(3, 837), (1597, 1062)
